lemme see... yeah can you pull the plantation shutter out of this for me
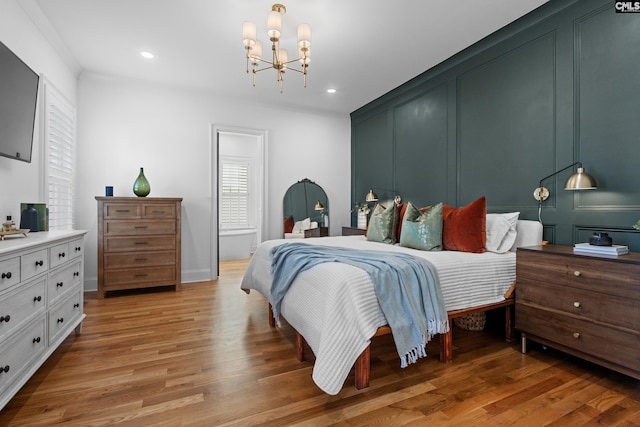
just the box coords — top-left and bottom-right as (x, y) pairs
(220, 161), (249, 227)
(44, 80), (76, 230)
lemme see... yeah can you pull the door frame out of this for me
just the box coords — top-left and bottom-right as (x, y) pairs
(210, 124), (268, 279)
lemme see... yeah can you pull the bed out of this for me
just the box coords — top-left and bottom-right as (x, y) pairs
(241, 208), (542, 395)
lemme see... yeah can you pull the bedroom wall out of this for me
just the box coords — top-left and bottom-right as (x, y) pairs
(0, 0), (77, 223)
(76, 72), (351, 290)
(351, 0), (640, 250)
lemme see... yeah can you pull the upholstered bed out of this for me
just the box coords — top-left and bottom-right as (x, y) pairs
(241, 207), (542, 395)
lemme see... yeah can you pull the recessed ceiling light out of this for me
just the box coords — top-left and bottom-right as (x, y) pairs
(327, 88), (336, 94)
(140, 51), (155, 59)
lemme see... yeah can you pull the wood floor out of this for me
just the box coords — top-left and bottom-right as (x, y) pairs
(1, 258), (639, 426)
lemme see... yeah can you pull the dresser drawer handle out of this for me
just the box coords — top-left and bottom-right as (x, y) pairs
(573, 301), (581, 308)
(74, 271), (80, 277)
(152, 210), (166, 214)
(74, 303), (80, 309)
(57, 282), (64, 287)
(134, 226), (148, 229)
(57, 318), (64, 323)
(75, 246), (82, 252)
(35, 260), (44, 267)
(58, 252), (66, 258)
(134, 258), (148, 262)
(573, 332), (580, 339)
(115, 209), (131, 213)
(1, 272), (12, 279)
(134, 274), (148, 278)
(33, 337), (41, 343)
(34, 296), (42, 302)
(0, 365), (10, 374)
(0, 315), (10, 323)
(134, 242), (148, 245)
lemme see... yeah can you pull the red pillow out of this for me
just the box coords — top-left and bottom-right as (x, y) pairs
(283, 216), (294, 234)
(442, 196), (486, 253)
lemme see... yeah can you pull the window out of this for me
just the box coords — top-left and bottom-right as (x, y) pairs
(220, 158), (250, 228)
(43, 79), (76, 230)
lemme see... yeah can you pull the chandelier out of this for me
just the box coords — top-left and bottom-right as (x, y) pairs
(242, 4), (311, 93)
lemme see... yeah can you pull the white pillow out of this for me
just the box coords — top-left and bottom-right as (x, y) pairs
(292, 217), (311, 234)
(486, 212), (520, 253)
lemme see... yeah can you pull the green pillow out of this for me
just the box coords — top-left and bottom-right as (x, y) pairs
(367, 203), (399, 244)
(399, 202), (443, 251)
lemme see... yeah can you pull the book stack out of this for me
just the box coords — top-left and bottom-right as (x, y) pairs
(573, 242), (629, 256)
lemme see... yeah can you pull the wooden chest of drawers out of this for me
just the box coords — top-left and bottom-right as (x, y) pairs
(0, 230), (86, 410)
(96, 197), (182, 298)
(516, 244), (640, 380)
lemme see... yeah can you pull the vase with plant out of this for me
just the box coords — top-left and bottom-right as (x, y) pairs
(634, 220), (640, 230)
(352, 202), (371, 229)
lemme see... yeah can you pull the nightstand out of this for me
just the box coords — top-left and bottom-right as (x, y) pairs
(304, 227), (328, 238)
(516, 244), (640, 380)
(342, 226), (366, 236)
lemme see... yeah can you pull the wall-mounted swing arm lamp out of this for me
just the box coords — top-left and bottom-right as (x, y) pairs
(533, 161), (597, 223)
(365, 189), (401, 205)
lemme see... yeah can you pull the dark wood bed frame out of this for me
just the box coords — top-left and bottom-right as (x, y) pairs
(269, 282), (516, 390)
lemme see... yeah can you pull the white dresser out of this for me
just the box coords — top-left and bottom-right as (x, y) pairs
(0, 230), (86, 410)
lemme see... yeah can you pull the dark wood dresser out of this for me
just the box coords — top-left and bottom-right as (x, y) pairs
(516, 244), (640, 380)
(96, 197), (182, 298)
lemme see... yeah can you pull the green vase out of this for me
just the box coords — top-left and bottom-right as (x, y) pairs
(133, 167), (150, 197)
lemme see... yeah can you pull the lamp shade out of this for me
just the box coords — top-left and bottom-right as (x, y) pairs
(314, 201), (324, 210)
(297, 23), (311, 48)
(267, 10), (282, 39)
(565, 167), (597, 190)
(365, 189), (378, 202)
(242, 21), (257, 47)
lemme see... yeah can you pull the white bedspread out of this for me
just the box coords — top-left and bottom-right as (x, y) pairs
(241, 236), (516, 395)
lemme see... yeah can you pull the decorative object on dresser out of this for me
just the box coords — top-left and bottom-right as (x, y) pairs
(0, 230), (86, 410)
(516, 244), (640, 380)
(95, 197), (182, 298)
(132, 167), (151, 197)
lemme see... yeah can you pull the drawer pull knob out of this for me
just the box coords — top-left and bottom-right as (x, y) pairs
(1, 272), (12, 279)
(573, 271), (581, 277)
(0, 315), (10, 323)
(33, 296), (42, 302)
(57, 282), (64, 287)
(35, 260), (44, 267)
(0, 365), (10, 374)
(73, 271), (80, 277)
(59, 252), (66, 258)
(57, 318), (64, 323)
(33, 337), (41, 343)
(73, 303), (80, 309)
(75, 246), (81, 252)
(573, 301), (581, 308)
(573, 332), (580, 339)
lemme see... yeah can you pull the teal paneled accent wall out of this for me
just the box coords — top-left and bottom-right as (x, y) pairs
(351, 0), (640, 250)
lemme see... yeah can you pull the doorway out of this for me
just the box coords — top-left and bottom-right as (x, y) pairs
(211, 125), (267, 279)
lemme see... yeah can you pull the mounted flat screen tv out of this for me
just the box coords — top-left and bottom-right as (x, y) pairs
(0, 40), (39, 163)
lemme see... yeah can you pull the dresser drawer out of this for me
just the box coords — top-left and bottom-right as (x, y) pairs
(104, 251), (176, 269)
(104, 220), (176, 235)
(517, 250), (640, 300)
(104, 266), (175, 286)
(68, 238), (84, 260)
(104, 203), (141, 219)
(0, 257), (20, 291)
(142, 204), (176, 219)
(517, 279), (640, 329)
(49, 242), (72, 269)
(0, 277), (46, 342)
(517, 304), (640, 372)
(104, 235), (176, 252)
(48, 260), (82, 305)
(20, 249), (48, 282)
(49, 291), (83, 346)
(0, 316), (46, 395)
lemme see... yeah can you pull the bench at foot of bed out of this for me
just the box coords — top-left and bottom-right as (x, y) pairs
(283, 298), (515, 391)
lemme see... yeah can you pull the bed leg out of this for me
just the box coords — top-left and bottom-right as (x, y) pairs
(296, 331), (306, 362)
(505, 305), (515, 342)
(354, 345), (371, 390)
(268, 303), (275, 327)
(439, 320), (453, 363)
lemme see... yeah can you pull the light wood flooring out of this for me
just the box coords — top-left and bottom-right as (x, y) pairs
(1, 258), (639, 426)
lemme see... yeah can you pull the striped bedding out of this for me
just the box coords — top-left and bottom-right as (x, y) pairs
(241, 235), (517, 395)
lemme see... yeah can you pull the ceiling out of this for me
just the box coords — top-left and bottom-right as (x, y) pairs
(21, 0), (548, 114)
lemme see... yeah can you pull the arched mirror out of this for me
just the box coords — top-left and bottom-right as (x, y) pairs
(283, 178), (329, 237)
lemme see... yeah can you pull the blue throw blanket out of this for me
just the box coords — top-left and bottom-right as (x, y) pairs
(270, 242), (449, 368)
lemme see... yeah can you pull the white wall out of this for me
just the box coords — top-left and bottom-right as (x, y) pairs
(0, 0), (77, 222)
(77, 72), (351, 290)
